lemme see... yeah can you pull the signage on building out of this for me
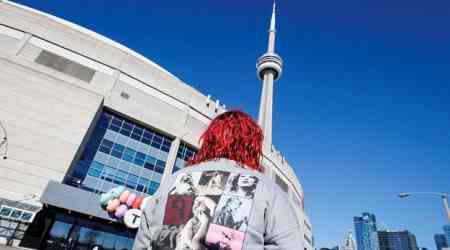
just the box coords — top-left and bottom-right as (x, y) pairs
(123, 209), (142, 229)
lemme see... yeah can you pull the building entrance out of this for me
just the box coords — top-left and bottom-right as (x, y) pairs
(44, 212), (135, 250)
(22, 207), (136, 250)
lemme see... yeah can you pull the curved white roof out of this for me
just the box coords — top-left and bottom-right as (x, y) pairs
(4, 0), (177, 79)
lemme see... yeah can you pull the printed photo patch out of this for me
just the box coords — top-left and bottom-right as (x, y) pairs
(197, 171), (230, 196)
(213, 195), (253, 232)
(168, 172), (201, 196)
(151, 225), (182, 250)
(224, 173), (259, 199)
(163, 195), (194, 225)
(206, 224), (245, 250)
(174, 195), (220, 250)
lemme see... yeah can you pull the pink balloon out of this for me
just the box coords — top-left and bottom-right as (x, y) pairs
(114, 204), (128, 218)
(106, 199), (120, 213)
(119, 190), (130, 203)
(126, 193), (136, 207)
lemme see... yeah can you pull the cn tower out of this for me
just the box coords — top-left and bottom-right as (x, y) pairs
(257, 2), (283, 148)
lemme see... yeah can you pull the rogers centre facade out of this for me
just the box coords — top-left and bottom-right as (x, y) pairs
(0, 1), (314, 250)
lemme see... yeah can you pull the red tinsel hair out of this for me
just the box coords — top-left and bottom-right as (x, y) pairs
(187, 110), (263, 171)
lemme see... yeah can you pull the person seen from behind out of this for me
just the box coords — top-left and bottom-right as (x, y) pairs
(133, 110), (302, 250)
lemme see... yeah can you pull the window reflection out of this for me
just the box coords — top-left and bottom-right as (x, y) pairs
(67, 110), (173, 196)
(44, 212), (135, 250)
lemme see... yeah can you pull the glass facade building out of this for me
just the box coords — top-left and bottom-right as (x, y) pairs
(434, 234), (448, 250)
(23, 109), (198, 250)
(354, 213), (380, 250)
(65, 110), (175, 195)
(377, 231), (418, 250)
(444, 225), (450, 248)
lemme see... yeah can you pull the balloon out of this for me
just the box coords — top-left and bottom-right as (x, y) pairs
(110, 186), (125, 198)
(119, 190), (130, 203)
(140, 197), (151, 210)
(132, 196), (143, 209)
(114, 204), (128, 218)
(100, 192), (114, 207)
(106, 199), (120, 213)
(126, 193), (136, 207)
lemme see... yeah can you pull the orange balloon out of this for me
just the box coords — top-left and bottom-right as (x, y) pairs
(106, 199), (120, 213)
(119, 190), (130, 203)
(132, 196), (143, 209)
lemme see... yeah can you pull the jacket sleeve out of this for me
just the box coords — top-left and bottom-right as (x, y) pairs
(133, 192), (163, 250)
(263, 191), (303, 250)
(132, 207), (153, 250)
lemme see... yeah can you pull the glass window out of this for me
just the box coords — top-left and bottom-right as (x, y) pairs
(114, 235), (129, 250)
(155, 160), (165, 174)
(142, 131), (153, 140)
(0, 206), (12, 217)
(112, 144), (125, 153)
(127, 174), (138, 189)
(98, 113), (111, 128)
(131, 127), (143, 141)
(147, 181), (160, 195)
(153, 135), (162, 144)
(10, 210), (22, 219)
(102, 139), (114, 148)
(174, 142), (197, 173)
(110, 117), (123, 132)
(122, 148), (135, 162)
(134, 152), (146, 166)
(88, 162), (103, 177)
(21, 212), (33, 222)
(137, 178), (149, 193)
(119, 121), (132, 137)
(141, 131), (153, 145)
(114, 170), (128, 185)
(151, 140), (161, 149)
(161, 145), (171, 153)
(69, 110), (174, 195)
(161, 138), (172, 153)
(98, 146), (111, 154)
(101, 166), (117, 182)
(163, 139), (171, 149)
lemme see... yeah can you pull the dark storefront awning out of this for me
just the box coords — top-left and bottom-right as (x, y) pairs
(40, 181), (118, 223)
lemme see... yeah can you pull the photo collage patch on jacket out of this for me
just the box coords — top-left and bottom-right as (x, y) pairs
(152, 170), (259, 250)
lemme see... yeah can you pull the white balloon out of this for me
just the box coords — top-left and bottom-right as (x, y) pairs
(140, 197), (151, 210)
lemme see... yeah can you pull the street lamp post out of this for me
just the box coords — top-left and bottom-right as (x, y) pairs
(398, 192), (450, 223)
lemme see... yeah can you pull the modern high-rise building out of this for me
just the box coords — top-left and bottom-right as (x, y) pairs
(444, 225), (450, 247)
(354, 213), (380, 250)
(434, 234), (448, 250)
(377, 230), (419, 250)
(0, 1), (313, 249)
(342, 230), (357, 250)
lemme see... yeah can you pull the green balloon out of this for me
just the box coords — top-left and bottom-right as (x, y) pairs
(100, 192), (114, 207)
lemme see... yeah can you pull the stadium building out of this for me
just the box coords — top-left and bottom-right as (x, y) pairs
(0, 1), (314, 250)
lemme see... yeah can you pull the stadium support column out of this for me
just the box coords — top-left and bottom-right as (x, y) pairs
(162, 137), (181, 181)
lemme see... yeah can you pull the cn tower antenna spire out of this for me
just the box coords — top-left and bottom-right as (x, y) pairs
(267, 1), (277, 52)
(257, 1), (283, 148)
(270, 1), (276, 32)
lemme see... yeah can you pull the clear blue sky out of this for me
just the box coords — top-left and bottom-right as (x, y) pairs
(13, 0), (450, 249)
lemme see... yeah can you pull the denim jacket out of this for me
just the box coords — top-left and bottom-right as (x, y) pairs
(133, 159), (303, 250)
